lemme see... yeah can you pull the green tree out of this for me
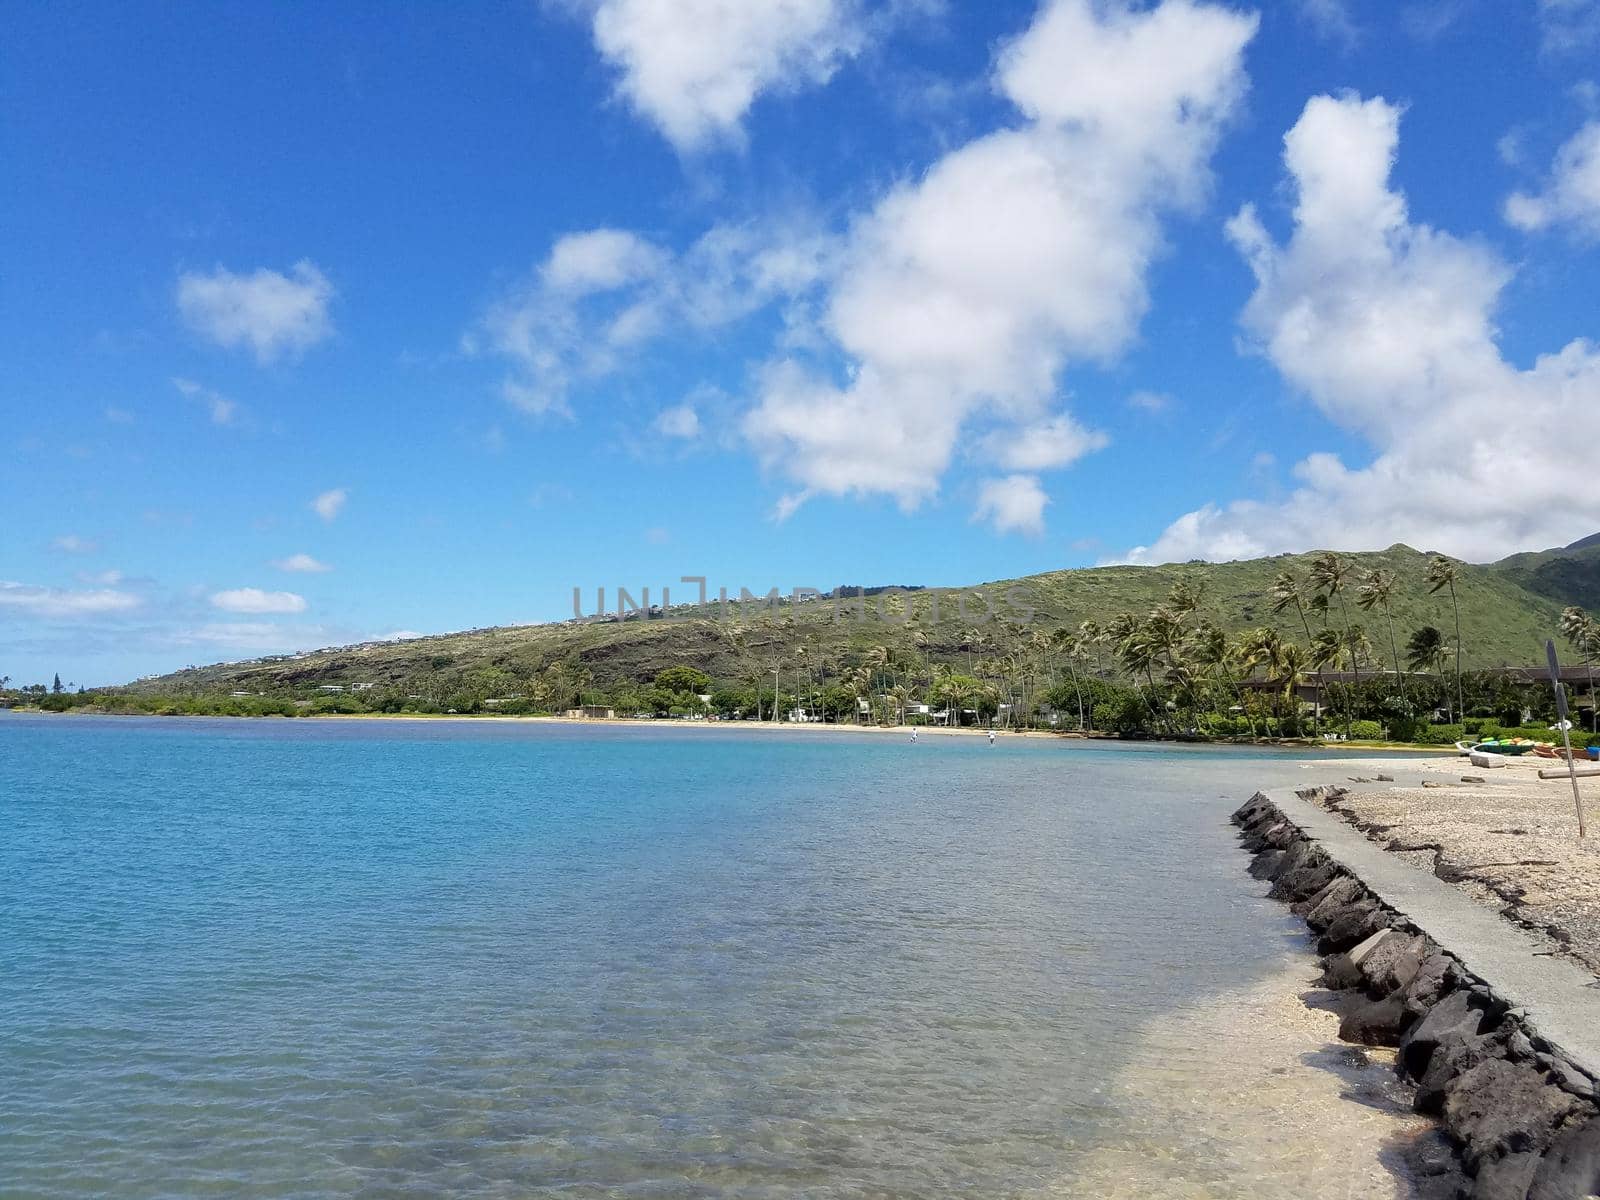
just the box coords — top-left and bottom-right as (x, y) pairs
(52, 673), (62, 694)
(1560, 606), (1599, 734)
(1406, 625), (1448, 676)
(1271, 569), (1322, 735)
(1356, 568), (1406, 702)
(1426, 556), (1465, 723)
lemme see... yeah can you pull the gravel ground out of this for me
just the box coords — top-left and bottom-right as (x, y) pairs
(1295, 753), (1600, 979)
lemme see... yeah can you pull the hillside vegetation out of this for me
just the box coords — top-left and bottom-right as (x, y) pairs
(110, 541), (1587, 708)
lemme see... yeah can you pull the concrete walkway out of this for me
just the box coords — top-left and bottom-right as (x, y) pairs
(1268, 787), (1600, 1081)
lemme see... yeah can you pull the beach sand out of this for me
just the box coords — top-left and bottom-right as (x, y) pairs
(1293, 753), (1600, 978)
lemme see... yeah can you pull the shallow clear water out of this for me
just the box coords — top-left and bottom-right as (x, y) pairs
(1, 716), (1409, 1198)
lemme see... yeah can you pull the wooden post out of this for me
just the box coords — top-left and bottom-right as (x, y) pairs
(1547, 640), (1588, 838)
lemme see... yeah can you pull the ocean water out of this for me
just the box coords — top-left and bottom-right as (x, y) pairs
(0, 715), (1426, 1198)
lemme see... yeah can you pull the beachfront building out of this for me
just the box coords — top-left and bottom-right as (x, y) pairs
(564, 705), (615, 719)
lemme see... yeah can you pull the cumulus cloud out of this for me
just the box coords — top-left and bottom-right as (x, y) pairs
(272, 553), (332, 573)
(311, 488), (348, 521)
(1127, 93), (1600, 565)
(587, 0), (865, 150)
(979, 411), (1108, 471)
(744, 0), (1255, 516)
(210, 588), (308, 615)
(972, 474), (1049, 536)
(1505, 121), (1600, 240)
(0, 581), (142, 618)
(51, 534), (99, 554)
(472, 219), (833, 415)
(176, 261), (334, 363)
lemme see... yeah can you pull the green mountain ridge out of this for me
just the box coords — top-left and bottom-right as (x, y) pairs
(121, 539), (1600, 703)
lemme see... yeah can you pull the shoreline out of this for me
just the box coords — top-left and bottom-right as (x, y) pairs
(3, 707), (1457, 752)
(1236, 787), (1600, 1197)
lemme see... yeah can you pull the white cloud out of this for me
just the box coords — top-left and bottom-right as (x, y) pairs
(311, 488), (348, 521)
(587, 0), (865, 150)
(1505, 121), (1600, 241)
(1298, 0), (1359, 46)
(211, 588), (309, 615)
(653, 402), (701, 439)
(1128, 93), (1600, 565)
(176, 261), (335, 363)
(979, 411), (1108, 471)
(51, 534), (99, 554)
(744, 0), (1256, 517)
(272, 553), (332, 573)
(543, 228), (668, 294)
(972, 474), (1049, 536)
(1539, 0), (1600, 51)
(473, 218), (832, 415)
(173, 377), (239, 425)
(0, 581), (142, 618)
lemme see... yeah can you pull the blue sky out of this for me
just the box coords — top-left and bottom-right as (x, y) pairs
(4, 0), (1600, 687)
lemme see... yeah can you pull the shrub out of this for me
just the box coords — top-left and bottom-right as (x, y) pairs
(1418, 724), (1466, 746)
(1348, 720), (1384, 740)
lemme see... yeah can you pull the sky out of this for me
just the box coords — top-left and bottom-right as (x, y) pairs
(4, 0), (1600, 687)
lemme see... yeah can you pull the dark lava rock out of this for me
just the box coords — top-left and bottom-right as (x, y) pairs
(1360, 933), (1428, 997)
(1468, 1149), (1542, 1200)
(1305, 877), (1369, 932)
(1403, 950), (1460, 1019)
(1443, 1058), (1583, 1167)
(1248, 848), (1286, 880)
(1319, 952), (1366, 990)
(1317, 901), (1388, 955)
(1527, 1113), (1600, 1199)
(1340, 989), (1409, 1046)
(1401, 989), (1484, 1081)
(1270, 859), (1337, 903)
(1294, 872), (1354, 917)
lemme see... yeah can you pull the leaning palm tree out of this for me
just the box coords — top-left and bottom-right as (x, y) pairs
(1406, 625), (1448, 676)
(1277, 643), (1310, 735)
(1310, 627), (1349, 739)
(1356, 568), (1406, 701)
(1427, 556), (1465, 723)
(1271, 569), (1322, 735)
(1310, 551), (1360, 690)
(1561, 607), (1599, 734)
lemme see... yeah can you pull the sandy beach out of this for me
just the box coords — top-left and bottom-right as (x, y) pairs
(1292, 752), (1600, 978)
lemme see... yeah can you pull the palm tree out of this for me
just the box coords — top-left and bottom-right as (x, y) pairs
(1356, 568), (1405, 700)
(1271, 569), (1322, 735)
(1406, 625), (1448, 676)
(1310, 552), (1360, 690)
(1427, 556), (1465, 723)
(1310, 627), (1348, 739)
(1561, 607), (1599, 734)
(1277, 643), (1309, 734)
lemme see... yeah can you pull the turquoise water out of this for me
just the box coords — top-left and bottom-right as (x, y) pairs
(2, 715), (1356, 1197)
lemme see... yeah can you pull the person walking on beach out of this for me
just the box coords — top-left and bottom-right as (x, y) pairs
(988, 729), (996, 746)
(910, 729), (918, 743)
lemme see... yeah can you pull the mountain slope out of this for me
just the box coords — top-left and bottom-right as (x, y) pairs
(125, 543), (1581, 700)
(1490, 535), (1600, 613)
